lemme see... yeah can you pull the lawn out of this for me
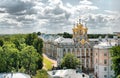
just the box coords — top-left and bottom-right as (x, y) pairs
(43, 56), (53, 70)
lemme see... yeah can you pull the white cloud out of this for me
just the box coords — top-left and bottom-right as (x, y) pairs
(80, 0), (93, 5)
(0, 0), (119, 34)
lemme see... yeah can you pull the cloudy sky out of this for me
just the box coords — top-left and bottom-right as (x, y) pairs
(0, 0), (120, 34)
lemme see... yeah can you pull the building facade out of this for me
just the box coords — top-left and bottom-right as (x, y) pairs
(94, 40), (119, 78)
(41, 19), (120, 77)
(43, 20), (95, 71)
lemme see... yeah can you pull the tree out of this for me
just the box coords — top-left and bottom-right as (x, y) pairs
(63, 32), (72, 38)
(33, 38), (43, 55)
(60, 53), (80, 69)
(0, 33), (44, 75)
(0, 47), (7, 72)
(0, 43), (20, 72)
(13, 39), (21, 50)
(117, 75), (120, 78)
(37, 32), (41, 36)
(0, 39), (4, 46)
(33, 69), (48, 78)
(20, 46), (43, 75)
(25, 34), (34, 45)
(25, 33), (37, 45)
(110, 46), (120, 77)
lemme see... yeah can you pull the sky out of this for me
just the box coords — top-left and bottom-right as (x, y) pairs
(0, 0), (120, 34)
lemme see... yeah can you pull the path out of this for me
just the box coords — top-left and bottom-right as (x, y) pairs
(43, 54), (57, 69)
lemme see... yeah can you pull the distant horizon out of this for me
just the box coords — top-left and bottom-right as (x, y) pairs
(0, 31), (118, 35)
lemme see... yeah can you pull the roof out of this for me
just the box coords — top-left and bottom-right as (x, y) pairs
(89, 39), (98, 41)
(94, 41), (117, 49)
(0, 73), (31, 78)
(54, 37), (74, 44)
(48, 69), (89, 78)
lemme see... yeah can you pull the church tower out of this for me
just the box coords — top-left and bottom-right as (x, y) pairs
(72, 18), (88, 45)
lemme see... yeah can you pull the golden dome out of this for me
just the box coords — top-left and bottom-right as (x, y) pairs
(80, 39), (85, 45)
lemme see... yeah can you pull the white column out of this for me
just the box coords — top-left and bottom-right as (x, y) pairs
(70, 48), (72, 54)
(66, 48), (68, 54)
(84, 48), (86, 68)
(75, 48), (77, 56)
(57, 48), (58, 58)
(89, 48), (91, 68)
(79, 48), (82, 64)
(61, 48), (63, 58)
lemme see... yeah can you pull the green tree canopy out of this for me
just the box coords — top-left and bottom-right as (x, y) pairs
(63, 32), (72, 38)
(0, 39), (4, 46)
(110, 46), (120, 77)
(37, 32), (41, 36)
(33, 69), (48, 78)
(60, 53), (80, 69)
(117, 75), (120, 78)
(20, 46), (43, 75)
(33, 38), (43, 55)
(0, 33), (43, 75)
(25, 33), (37, 45)
(0, 43), (19, 72)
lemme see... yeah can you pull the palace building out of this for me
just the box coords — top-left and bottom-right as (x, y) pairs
(41, 18), (120, 77)
(42, 19), (95, 72)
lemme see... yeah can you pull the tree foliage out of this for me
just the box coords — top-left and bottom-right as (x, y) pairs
(117, 75), (120, 78)
(0, 33), (43, 75)
(25, 33), (43, 55)
(33, 38), (43, 55)
(110, 46), (120, 77)
(0, 39), (4, 46)
(63, 32), (72, 38)
(57, 32), (72, 38)
(20, 46), (43, 75)
(60, 53), (80, 69)
(37, 32), (41, 36)
(33, 69), (48, 78)
(88, 34), (115, 38)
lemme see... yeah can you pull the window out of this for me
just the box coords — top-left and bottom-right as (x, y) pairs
(111, 75), (113, 78)
(104, 59), (107, 64)
(82, 59), (84, 63)
(96, 59), (97, 63)
(104, 53), (107, 56)
(104, 67), (107, 71)
(68, 49), (70, 52)
(96, 53), (97, 55)
(63, 48), (65, 52)
(86, 59), (88, 62)
(91, 53), (92, 56)
(86, 53), (88, 56)
(86, 65), (88, 68)
(111, 66), (113, 70)
(104, 75), (107, 78)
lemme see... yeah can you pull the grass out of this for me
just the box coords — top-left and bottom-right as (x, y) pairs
(43, 56), (53, 70)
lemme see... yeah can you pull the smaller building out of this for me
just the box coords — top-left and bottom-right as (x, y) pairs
(0, 73), (31, 78)
(48, 69), (89, 78)
(93, 40), (118, 78)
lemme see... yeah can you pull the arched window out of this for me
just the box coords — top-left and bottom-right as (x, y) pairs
(68, 48), (70, 52)
(63, 48), (65, 52)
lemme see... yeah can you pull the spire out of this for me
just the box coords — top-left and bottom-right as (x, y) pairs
(73, 22), (75, 28)
(79, 18), (81, 24)
(84, 21), (87, 28)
